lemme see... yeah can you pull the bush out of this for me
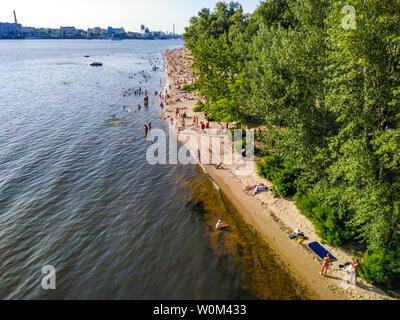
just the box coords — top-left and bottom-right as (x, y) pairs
(256, 154), (299, 197)
(260, 147), (271, 157)
(206, 115), (216, 122)
(256, 154), (284, 180)
(182, 84), (195, 92)
(295, 186), (356, 247)
(194, 100), (206, 112)
(257, 155), (355, 246)
(272, 164), (300, 197)
(359, 249), (400, 289)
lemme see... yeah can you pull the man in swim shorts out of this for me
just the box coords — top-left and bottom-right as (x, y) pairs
(320, 253), (331, 277)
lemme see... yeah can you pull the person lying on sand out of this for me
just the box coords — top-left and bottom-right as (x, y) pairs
(244, 183), (265, 190)
(253, 185), (269, 195)
(216, 220), (228, 230)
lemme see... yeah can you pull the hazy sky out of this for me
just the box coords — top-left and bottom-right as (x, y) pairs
(0, 0), (261, 34)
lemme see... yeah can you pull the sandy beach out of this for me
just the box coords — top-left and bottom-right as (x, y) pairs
(159, 47), (400, 300)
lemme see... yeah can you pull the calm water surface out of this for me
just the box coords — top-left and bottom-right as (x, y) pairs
(0, 40), (311, 299)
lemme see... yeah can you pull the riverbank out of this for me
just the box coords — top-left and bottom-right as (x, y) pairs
(161, 47), (397, 300)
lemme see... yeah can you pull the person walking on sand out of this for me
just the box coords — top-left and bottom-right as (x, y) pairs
(320, 253), (332, 277)
(195, 148), (200, 163)
(200, 122), (205, 133)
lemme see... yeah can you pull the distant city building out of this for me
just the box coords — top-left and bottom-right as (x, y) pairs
(127, 31), (141, 37)
(0, 22), (22, 38)
(114, 27), (125, 34)
(1, 14), (181, 40)
(140, 24), (150, 35)
(88, 27), (102, 34)
(60, 26), (77, 37)
(22, 26), (36, 34)
(151, 31), (165, 38)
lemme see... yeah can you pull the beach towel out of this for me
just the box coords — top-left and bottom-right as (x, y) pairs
(308, 242), (337, 261)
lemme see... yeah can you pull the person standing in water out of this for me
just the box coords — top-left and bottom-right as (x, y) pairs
(148, 122), (152, 134)
(144, 124), (149, 138)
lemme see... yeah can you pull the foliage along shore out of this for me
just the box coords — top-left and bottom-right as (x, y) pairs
(182, 0), (400, 289)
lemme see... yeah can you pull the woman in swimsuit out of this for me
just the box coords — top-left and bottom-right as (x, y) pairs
(320, 253), (331, 277)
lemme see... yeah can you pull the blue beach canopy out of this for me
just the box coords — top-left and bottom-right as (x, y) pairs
(308, 242), (337, 261)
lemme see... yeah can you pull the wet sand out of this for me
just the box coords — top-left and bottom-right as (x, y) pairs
(161, 47), (397, 300)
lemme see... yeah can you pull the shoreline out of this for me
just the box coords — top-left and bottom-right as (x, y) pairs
(161, 47), (397, 300)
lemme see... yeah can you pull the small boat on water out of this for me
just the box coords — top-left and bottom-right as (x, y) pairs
(84, 55), (90, 58)
(90, 62), (103, 66)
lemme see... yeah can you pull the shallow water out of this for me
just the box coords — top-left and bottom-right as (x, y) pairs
(0, 40), (311, 299)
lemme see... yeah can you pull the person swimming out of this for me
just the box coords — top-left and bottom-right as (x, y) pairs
(216, 220), (228, 230)
(121, 136), (137, 146)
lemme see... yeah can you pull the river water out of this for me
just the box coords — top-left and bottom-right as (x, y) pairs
(0, 40), (311, 299)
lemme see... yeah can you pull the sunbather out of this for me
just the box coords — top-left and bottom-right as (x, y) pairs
(253, 185), (270, 195)
(244, 183), (265, 190)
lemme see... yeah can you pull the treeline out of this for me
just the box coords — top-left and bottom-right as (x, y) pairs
(183, 0), (400, 289)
